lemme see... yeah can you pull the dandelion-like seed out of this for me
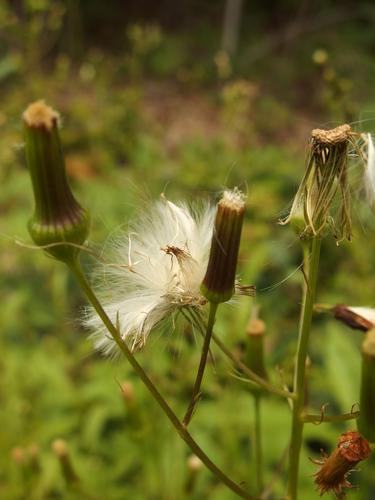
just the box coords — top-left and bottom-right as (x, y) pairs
(282, 124), (362, 242)
(85, 196), (216, 354)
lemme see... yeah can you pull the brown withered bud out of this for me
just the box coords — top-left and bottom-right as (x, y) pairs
(280, 124), (359, 242)
(313, 431), (371, 496)
(333, 305), (375, 332)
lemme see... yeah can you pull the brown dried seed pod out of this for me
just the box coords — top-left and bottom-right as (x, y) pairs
(313, 431), (371, 496)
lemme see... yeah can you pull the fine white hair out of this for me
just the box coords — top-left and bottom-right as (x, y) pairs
(84, 196), (215, 355)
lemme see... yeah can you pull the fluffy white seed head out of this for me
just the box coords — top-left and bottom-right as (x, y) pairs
(85, 196), (215, 355)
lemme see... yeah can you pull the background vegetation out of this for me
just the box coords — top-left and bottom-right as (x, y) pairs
(1, 1), (375, 498)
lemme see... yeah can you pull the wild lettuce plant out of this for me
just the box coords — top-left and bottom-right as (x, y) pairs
(23, 100), (374, 499)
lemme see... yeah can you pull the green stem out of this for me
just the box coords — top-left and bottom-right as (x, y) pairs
(287, 237), (321, 500)
(184, 308), (294, 400)
(212, 332), (295, 400)
(302, 411), (359, 424)
(253, 395), (263, 495)
(183, 302), (218, 426)
(69, 260), (254, 500)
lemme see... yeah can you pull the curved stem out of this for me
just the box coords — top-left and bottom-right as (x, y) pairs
(212, 332), (295, 400)
(287, 237), (321, 500)
(69, 260), (254, 500)
(183, 302), (218, 426)
(253, 395), (263, 494)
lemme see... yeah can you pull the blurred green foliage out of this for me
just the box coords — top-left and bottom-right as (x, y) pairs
(1, 1), (375, 498)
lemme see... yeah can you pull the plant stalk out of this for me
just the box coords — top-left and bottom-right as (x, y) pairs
(69, 260), (254, 500)
(184, 307), (294, 400)
(287, 237), (321, 500)
(212, 332), (295, 400)
(301, 411), (359, 423)
(253, 395), (263, 494)
(183, 302), (218, 426)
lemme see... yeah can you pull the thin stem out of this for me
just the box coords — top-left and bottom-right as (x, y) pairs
(185, 307), (294, 400)
(302, 411), (359, 424)
(253, 395), (263, 495)
(212, 332), (296, 401)
(69, 260), (254, 500)
(287, 237), (321, 500)
(183, 302), (218, 426)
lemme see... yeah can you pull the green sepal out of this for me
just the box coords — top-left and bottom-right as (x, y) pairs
(28, 209), (90, 264)
(200, 282), (234, 304)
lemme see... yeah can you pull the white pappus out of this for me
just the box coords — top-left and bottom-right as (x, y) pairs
(85, 195), (216, 355)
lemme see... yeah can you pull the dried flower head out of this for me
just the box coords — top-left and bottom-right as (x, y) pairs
(313, 431), (371, 496)
(281, 124), (361, 242)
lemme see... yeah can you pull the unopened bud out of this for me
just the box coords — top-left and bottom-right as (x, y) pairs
(187, 454), (203, 471)
(201, 188), (245, 303)
(313, 431), (371, 495)
(358, 329), (375, 442)
(185, 454), (203, 494)
(52, 438), (79, 484)
(23, 100), (90, 264)
(28, 443), (41, 472)
(120, 381), (135, 405)
(245, 308), (268, 390)
(10, 446), (26, 465)
(312, 48), (329, 66)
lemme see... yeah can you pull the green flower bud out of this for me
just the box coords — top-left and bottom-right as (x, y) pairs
(201, 188), (245, 303)
(246, 317), (268, 379)
(358, 328), (375, 443)
(245, 309), (268, 395)
(52, 439), (79, 484)
(23, 100), (90, 264)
